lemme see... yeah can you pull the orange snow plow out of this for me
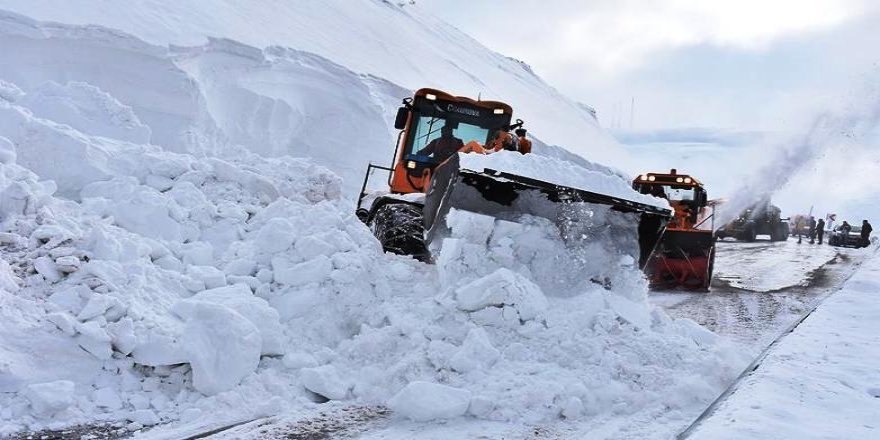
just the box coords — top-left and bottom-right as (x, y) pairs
(633, 170), (715, 291)
(355, 88), (672, 263)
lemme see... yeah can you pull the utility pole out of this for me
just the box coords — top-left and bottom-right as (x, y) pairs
(630, 96), (635, 130)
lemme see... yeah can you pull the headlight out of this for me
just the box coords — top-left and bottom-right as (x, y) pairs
(639, 174), (648, 181)
(684, 177), (692, 183)
(648, 175), (656, 181)
(676, 177), (684, 183)
(426, 93), (437, 101)
(494, 108), (505, 114)
(407, 161), (416, 169)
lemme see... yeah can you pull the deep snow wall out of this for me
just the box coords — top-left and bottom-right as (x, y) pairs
(0, 0), (628, 169)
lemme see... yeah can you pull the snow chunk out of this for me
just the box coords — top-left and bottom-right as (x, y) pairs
(93, 387), (123, 410)
(449, 328), (501, 373)
(176, 301), (262, 395)
(301, 365), (351, 401)
(76, 293), (117, 320)
(47, 286), (88, 315)
(75, 321), (113, 360)
(33, 256), (62, 283)
(272, 255), (332, 286)
(46, 312), (77, 336)
(187, 265), (227, 290)
(182, 284), (284, 355)
(0, 135), (16, 164)
(255, 218), (296, 254)
(106, 317), (137, 355)
(54, 255), (81, 273)
(129, 409), (161, 426)
(25, 380), (75, 416)
(0, 80), (24, 102)
(455, 268), (548, 322)
(388, 381), (472, 421)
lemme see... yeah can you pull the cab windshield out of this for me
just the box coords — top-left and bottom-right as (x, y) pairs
(647, 185), (697, 202)
(409, 115), (489, 157)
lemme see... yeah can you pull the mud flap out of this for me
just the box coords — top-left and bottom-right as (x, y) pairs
(423, 154), (671, 268)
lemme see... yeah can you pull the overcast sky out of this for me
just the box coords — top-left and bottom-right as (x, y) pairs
(421, 0), (880, 132)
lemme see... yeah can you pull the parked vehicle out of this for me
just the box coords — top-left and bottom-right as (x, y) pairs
(828, 225), (863, 247)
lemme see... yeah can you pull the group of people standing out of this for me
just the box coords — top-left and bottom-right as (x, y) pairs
(797, 216), (873, 247)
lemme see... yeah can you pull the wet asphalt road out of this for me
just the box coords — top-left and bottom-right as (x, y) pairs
(650, 238), (866, 352)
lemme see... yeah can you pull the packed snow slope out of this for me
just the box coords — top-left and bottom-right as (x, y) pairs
(0, 0), (627, 176)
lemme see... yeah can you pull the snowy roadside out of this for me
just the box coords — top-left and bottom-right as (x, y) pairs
(685, 245), (880, 439)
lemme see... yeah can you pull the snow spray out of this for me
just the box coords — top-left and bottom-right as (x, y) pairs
(716, 79), (880, 228)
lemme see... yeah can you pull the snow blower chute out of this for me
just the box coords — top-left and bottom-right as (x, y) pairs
(356, 88), (671, 265)
(633, 170), (716, 291)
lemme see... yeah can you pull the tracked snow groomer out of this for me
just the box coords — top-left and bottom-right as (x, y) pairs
(633, 170), (715, 291)
(356, 88), (671, 264)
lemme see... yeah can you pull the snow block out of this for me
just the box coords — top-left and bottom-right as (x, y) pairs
(182, 284), (284, 355)
(301, 365), (350, 400)
(25, 380), (75, 416)
(75, 321), (113, 360)
(0, 135), (15, 164)
(130, 409), (161, 426)
(455, 268), (548, 322)
(272, 255), (332, 286)
(46, 312), (78, 336)
(187, 265), (227, 290)
(449, 328), (501, 373)
(388, 381), (471, 421)
(177, 301), (262, 395)
(255, 218), (296, 254)
(34, 256), (62, 283)
(47, 285), (89, 314)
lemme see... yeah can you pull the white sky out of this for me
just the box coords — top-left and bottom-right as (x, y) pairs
(421, 0), (880, 132)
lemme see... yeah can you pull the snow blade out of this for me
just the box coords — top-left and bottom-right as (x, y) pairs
(646, 229), (716, 290)
(423, 154), (671, 268)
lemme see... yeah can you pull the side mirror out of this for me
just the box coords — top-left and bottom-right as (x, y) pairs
(394, 107), (409, 130)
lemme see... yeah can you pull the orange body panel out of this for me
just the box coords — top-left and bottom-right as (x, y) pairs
(387, 88), (514, 195)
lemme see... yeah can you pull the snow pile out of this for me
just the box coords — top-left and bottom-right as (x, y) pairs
(0, 5), (743, 437)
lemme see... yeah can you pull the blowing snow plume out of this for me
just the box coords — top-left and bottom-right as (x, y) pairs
(718, 80), (880, 227)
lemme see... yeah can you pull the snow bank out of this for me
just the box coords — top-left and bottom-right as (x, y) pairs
(688, 246), (880, 439)
(0, 0), (628, 168)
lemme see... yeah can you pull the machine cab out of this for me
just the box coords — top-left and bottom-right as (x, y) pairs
(389, 88), (514, 194)
(633, 170), (708, 229)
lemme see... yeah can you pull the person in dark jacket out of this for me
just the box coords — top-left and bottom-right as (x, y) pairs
(416, 124), (464, 162)
(816, 218), (826, 244)
(808, 216), (817, 244)
(862, 220), (873, 248)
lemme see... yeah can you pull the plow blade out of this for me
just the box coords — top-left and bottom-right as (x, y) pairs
(646, 229), (716, 290)
(423, 154), (672, 268)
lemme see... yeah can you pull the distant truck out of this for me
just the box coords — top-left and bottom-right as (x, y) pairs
(716, 201), (790, 242)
